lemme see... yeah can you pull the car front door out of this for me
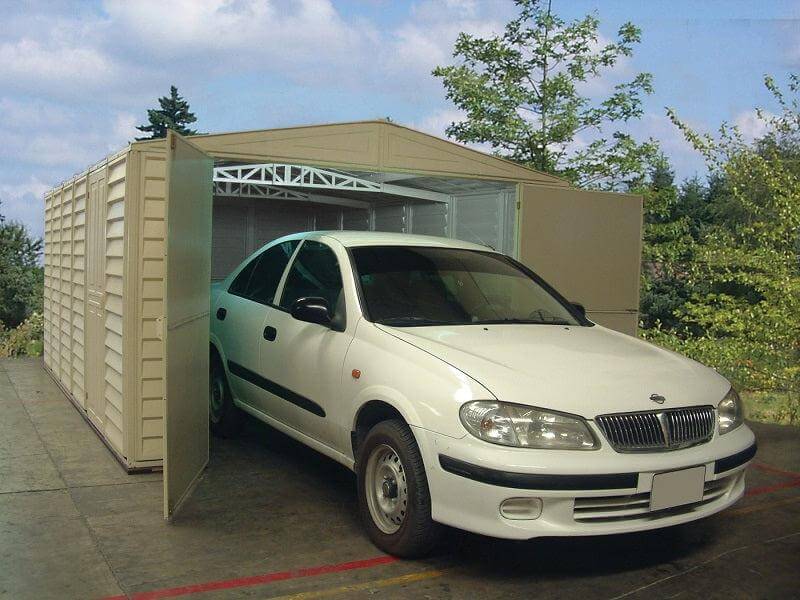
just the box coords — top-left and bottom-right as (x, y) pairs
(215, 239), (299, 410)
(258, 239), (352, 448)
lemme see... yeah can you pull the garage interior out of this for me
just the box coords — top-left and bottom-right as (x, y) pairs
(209, 161), (518, 283)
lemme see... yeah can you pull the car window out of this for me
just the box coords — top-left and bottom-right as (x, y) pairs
(227, 255), (259, 296)
(352, 246), (580, 326)
(279, 241), (344, 319)
(229, 240), (299, 304)
(247, 240), (300, 305)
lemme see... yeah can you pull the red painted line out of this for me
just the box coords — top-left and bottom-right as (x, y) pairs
(752, 461), (800, 479)
(746, 478), (800, 497)
(102, 555), (397, 600)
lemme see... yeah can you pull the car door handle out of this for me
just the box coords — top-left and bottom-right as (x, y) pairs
(216, 307), (227, 321)
(263, 326), (277, 341)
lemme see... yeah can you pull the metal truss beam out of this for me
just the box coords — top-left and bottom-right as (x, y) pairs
(213, 163), (450, 204)
(214, 163), (381, 192)
(213, 181), (370, 209)
(213, 181), (307, 201)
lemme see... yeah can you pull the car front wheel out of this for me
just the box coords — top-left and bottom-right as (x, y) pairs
(357, 419), (440, 557)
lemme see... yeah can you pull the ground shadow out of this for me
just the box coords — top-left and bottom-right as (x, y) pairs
(209, 411), (716, 580)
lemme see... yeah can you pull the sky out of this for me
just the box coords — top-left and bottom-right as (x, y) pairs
(1, 0), (798, 239)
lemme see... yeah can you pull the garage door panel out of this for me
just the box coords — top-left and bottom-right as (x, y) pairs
(163, 131), (213, 520)
(518, 185), (643, 316)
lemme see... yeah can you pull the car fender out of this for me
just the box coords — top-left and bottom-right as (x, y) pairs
(344, 320), (494, 439)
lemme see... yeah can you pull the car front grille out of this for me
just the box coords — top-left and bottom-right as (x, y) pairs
(573, 474), (738, 523)
(596, 406), (715, 452)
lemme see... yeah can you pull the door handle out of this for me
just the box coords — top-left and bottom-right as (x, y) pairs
(263, 326), (277, 341)
(216, 307), (227, 321)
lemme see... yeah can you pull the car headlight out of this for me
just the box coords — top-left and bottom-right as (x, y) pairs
(459, 401), (599, 450)
(718, 387), (744, 434)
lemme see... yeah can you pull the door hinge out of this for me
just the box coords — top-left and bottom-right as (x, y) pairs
(155, 316), (164, 341)
(170, 134), (176, 150)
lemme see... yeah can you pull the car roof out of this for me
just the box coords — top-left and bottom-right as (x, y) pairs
(297, 230), (497, 252)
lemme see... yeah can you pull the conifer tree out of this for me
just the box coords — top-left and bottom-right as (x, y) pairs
(136, 86), (200, 140)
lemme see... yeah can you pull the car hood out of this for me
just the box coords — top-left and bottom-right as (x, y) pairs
(377, 323), (730, 419)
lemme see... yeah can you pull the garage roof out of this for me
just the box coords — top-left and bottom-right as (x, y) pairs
(138, 120), (568, 187)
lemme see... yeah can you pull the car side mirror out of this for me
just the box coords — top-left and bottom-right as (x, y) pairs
(290, 297), (332, 327)
(570, 302), (586, 318)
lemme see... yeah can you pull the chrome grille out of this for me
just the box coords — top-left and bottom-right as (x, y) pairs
(596, 406), (715, 452)
(573, 473), (739, 522)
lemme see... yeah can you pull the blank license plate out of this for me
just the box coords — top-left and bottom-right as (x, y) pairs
(650, 466), (706, 511)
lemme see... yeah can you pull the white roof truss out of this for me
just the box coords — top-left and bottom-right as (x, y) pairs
(213, 163), (450, 204)
(213, 181), (371, 209)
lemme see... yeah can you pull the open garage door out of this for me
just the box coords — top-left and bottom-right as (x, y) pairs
(517, 184), (643, 335)
(163, 131), (214, 519)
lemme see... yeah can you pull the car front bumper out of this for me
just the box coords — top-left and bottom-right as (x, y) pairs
(413, 423), (756, 540)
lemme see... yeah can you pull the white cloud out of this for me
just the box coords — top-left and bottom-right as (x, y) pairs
(733, 109), (773, 142)
(0, 177), (49, 239)
(413, 108), (466, 138)
(0, 37), (120, 96)
(632, 112), (706, 180)
(379, 0), (508, 93)
(102, 0), (374, 85)
(111, 112), (139, 148)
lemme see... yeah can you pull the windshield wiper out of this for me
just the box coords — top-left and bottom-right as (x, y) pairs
(475, 318), (573, 325)
(375, 316), (454, 327)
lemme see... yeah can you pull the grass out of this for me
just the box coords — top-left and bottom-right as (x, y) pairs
(742, 390), (799, 426)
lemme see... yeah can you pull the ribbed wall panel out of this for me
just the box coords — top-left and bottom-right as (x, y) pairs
(136, 151), (167, 462)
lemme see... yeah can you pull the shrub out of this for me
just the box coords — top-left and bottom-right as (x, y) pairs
(0, 312), (44, 358)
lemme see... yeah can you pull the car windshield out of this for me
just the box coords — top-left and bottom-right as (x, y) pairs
(352, 246), (582, 327)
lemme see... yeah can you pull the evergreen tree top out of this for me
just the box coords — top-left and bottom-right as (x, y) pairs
(136, 86), (201, 140)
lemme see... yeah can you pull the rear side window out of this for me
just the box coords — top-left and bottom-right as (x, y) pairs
(228, 240), (299, 304)
(228, 257), (258, 296)
(279, 241), (344, 317)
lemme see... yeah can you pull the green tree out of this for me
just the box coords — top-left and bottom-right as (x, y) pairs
(136, 85), (201, 140)
(650, 74), (800, 421)
(636, 157), (697, 329)
(0, 202), (43, 328)
(433, 0), (658, 189)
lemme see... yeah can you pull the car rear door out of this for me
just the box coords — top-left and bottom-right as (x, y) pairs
(218, 240), (300, 411)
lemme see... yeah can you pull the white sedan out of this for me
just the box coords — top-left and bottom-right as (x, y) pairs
(209, 231), (756, 557)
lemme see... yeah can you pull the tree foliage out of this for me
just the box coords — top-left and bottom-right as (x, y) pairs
(136, 85), (201, 140)
(643, 74), (800, 421)
(433, 0), (657, 189)
(0, 202), (43, 329)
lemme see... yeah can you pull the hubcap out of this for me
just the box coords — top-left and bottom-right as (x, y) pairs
(209, 372), (225, 424)
(365, 444), (408, 534)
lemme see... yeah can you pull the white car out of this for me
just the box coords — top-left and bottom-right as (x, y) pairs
(209, 231), (756, 557)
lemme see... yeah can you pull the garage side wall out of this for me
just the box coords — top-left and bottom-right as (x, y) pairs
(128, 144), (169, 465)
(518, 185), (643, 335)
(43, 150), (131, 461)
(44, 177), (87, 405)
(103, 155), (128, 454)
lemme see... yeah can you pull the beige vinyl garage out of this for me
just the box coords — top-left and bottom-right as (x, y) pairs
(42, 120), (642, 517)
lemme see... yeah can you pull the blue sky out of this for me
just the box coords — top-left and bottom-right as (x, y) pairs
(1, 0), (798, 239)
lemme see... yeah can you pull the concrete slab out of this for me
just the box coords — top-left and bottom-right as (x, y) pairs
(0, 490), (123, 600)
(1, 358), (798, 600)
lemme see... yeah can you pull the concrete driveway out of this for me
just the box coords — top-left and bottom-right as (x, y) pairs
(1, 357), (798, 599)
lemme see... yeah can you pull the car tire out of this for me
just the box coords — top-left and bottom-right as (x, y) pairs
(209, 353), (243, 438)
(357, 419), (441, 558)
